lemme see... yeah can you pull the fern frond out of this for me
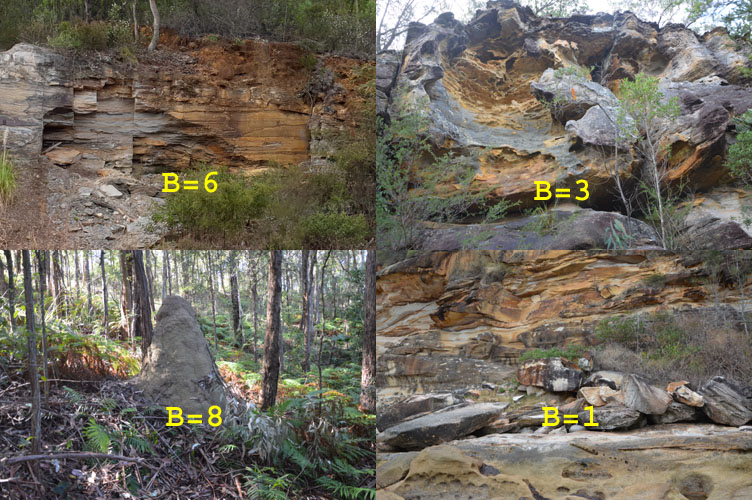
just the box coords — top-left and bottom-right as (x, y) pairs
(83, 418), (111, 454)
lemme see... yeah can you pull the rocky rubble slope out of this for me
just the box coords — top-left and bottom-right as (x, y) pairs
(378, 1), (752, 249)
(0, 39), (361, 247)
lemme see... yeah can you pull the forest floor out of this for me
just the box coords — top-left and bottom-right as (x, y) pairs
(0, 350), (375, 499)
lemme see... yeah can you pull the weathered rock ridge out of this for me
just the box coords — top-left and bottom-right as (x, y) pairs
(379, 1), (752, 249)
(377, 251), (751, 399)
(0, 40), (362, 247)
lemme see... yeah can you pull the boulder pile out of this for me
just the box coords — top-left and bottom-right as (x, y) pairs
(377, 356), (752, 451)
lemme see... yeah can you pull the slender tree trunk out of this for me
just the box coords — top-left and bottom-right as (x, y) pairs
(0, 252), (6, 296)
(317, 251), (331, 415)
(208, 252), (218, 352)
(84, 251), (93, 316)
(23, 251), (41, 455)
(4, 250), (13, 334)
(35, 252), (49, 405)
(132, 251), (154, 358)
(132, 0), (138, 41)
(144, 250), (156, 313)
(360, 250), (376, 413)
(74, 250), (80, 302)
(252, 271), (259, 363)
(101, 251), (108, 335)
(301, 250), (310, 373)
(148, 0), (160, 51)
(231, 273), (241, 347)
(161, 252), (167, 301)
(260, 251), (282, 411)
(119, 251), (133, 339)
(167, 253), (173, 296)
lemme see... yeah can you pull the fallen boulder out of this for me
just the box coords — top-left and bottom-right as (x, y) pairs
(699, 376), (752, 426)
(377, 403), (508, 451)
(377, 392), (461, 431)
(579, 402), (643, 430)
(623, 374), (673, 415)
(136, 296), (228, 416)
(578, 386), (607, 407)
(516, 357), (583, 392)
(583, 371), (625, 390)
(649, 401), (698, 425)
(673, 385), (705, 407)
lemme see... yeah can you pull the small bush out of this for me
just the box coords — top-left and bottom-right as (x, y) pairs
(300, 52), (317, 71)
(0, 129), (17, 206)
(152, 167), (274, 241)
(728, 110), (752, 186)
(298, 213), (369, 249)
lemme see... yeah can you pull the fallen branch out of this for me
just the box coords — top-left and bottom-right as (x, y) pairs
(3, 452), (144, 466)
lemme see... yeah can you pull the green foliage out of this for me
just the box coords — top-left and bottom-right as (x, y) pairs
(522, 205), (557, 236)
(84, 418), (112, 453)
(299, 52), (317, 71)
(687, 0), (752, 39)
(484, 198), (520, 223)
(377, 98), (487, 250)
(617, 73), (682, 250)
(0, 130), (17, 207)
(604, 219), (634, 249)
(46, 20), (133, 51)
(298, 213), (369, 249)
(727, 110), (752, 186)
(518, 345), (587, 362)
(553, 64), (593, 80)
(244, 465), (292, 500)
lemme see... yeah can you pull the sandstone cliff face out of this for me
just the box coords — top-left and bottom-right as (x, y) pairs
(379, 1), (752, 249)
(0, 40), (362, 247)
(377, 251), (749, 398)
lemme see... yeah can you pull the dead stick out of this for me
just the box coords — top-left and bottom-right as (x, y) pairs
(4, 452), (144, 465)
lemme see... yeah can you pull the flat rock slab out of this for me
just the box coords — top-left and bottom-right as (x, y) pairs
(377, 403), (508, 451)
(377, 392), (460, 432)
(379, 424), (752, 500)
(46, 148), (81, 165)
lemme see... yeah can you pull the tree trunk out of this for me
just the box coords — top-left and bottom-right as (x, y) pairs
(0, 252), (6, 296)
(35, 251), (49, 404)
(360, 250), (376, 413)
(3, 250), (13, 334)
(101, 251), (108, 335)
(148, 0), (159, 51)
(132, 0), (138, 41)
(161, 252), (167, 301)
(231, 273), (241, 347)
(251, 270), (259, 363)
(317, 251), (331, 414)
(144, 250), (156, 313)
(132, 251), (153, 358)
(84, 251), (93, 316)
(22, 251), (41, 455)
(119, 251), (133, 339)
(301, 250), (310, 372)
(74, 250), (80, 302)
(260, 251), (282, 410)
(208, 252), (218, 352)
